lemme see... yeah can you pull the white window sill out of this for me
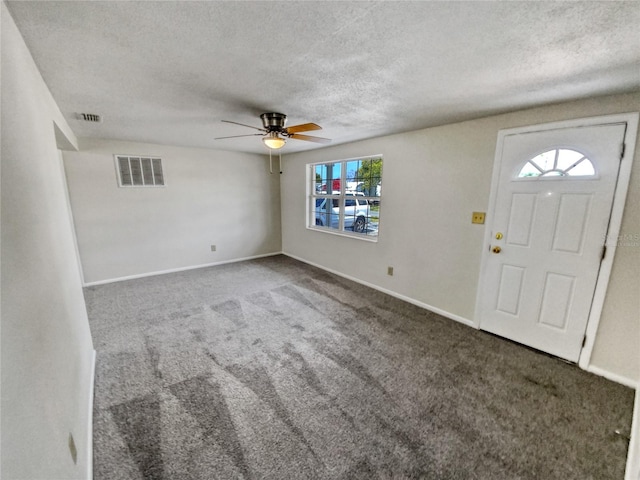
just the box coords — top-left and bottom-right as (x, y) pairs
(306, 225), (379, 243)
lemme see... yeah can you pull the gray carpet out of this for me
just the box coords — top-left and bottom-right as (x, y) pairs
(86, 255), (633, 479)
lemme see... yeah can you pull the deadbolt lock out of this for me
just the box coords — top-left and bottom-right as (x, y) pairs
(492, 246), (502, 254)
(495, 232), (503, 240)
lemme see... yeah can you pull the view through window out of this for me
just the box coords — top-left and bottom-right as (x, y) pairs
(518, 148), (595, 178)
(309, 155), (382, 239)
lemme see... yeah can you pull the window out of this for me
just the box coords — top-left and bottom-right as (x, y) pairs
(518, 148), (595, 178)
(116, 155), (165, 187)
(309, 155), (382, 239)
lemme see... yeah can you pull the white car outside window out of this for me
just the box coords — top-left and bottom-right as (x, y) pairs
(315, 193), (369, 232)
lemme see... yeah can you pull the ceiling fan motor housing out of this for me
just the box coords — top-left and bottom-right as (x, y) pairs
(261, 112), (287, 132)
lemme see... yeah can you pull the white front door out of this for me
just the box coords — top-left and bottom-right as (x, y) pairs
(478, 121), (627, 362)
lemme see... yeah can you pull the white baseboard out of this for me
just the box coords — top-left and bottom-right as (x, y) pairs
(626, 390), (640, 480)
(86, 349), (96, 480)
(283, 253), (476, 329)
(83, 252), (283, 286)
(587, 365), (638, 390)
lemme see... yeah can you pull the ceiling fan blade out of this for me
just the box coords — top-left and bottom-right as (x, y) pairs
(221, 120), (266, 132)
(285, 123), (322, 134)
(290, 134), (331, 144)
(215, 133), (265, 140)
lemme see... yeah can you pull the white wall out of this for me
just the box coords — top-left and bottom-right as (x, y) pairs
(281, 92), (640, 385)
(63, 139), (282, 284)
(1, 3), (95, 478)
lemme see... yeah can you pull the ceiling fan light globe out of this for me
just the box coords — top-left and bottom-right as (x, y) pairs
(263, 135), (286, 149)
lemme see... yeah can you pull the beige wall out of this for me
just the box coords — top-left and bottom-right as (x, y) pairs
(1, 4), (95, 478)
(281, 92), (640, 384)
(63, 139), (282, 284)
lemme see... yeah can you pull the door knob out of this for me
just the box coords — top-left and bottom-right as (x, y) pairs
(492, 246), (502, 254)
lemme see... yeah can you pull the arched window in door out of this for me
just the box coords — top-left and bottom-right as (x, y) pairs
(518, 148), (595, 178)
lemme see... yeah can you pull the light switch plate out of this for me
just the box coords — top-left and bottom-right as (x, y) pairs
(472, 212), (486, 224)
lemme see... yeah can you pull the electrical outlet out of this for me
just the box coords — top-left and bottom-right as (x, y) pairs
(387, 266), (394, 276)
(210, 245), (216, 252)
(68, 433), (77, 465)
(471, 212), (486, 224)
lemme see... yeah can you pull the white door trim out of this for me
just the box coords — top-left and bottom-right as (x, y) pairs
(578, 114), (638, 370)
(474, 112), (639, 370)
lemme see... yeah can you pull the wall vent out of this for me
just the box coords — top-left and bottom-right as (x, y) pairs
(76, 113), (102, 123)
(115, 155), (165, 187)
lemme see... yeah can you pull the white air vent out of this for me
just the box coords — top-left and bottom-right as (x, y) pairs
(76, 113), (102, 123)
(115, 155), (165, 187)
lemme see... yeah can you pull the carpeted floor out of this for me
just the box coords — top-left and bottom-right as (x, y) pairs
(86, 255), (633, 479)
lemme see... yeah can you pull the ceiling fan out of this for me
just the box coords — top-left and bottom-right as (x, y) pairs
(215, 112), (331, 149)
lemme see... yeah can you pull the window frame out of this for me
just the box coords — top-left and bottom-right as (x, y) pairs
(114, 154), (166, 187)
(307, 154), (382, 242)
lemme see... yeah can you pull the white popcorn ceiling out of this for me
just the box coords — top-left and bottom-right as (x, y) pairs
(6, 1), (640, 154)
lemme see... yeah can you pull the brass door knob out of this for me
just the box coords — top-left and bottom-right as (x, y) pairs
(495, 232), (503, 240)
(492, 246), (502, 254)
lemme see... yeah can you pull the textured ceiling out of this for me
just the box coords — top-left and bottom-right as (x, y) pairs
(6, 1), (640, 154)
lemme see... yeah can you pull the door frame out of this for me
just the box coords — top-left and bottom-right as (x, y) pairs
(474, 113), (638, 373)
